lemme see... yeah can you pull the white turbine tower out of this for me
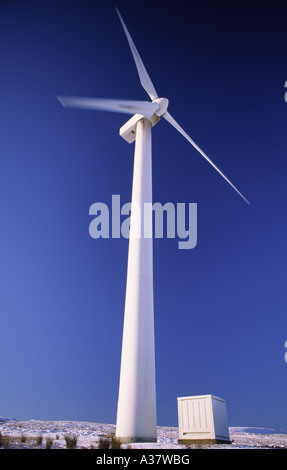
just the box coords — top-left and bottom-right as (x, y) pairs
(57, 9), (249, 443)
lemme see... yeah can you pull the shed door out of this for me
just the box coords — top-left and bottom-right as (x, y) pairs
(181, 398), (211, 433)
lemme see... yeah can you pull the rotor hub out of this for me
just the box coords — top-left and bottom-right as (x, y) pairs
(152, 97), (169, 117)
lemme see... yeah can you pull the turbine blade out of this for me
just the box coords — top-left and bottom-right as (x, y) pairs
(115, 8), (158, 100)
(164, 112), (250, 205)
(57, 96), (159, 118)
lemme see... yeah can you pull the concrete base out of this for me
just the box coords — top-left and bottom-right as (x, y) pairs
(178, 438), (231, 445)
(119, 436), (158, 444)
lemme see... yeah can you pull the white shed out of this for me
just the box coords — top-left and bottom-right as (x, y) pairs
(177, 394), (230, 444)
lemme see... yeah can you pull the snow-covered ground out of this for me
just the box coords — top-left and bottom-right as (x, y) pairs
(0, 418), (287, 449)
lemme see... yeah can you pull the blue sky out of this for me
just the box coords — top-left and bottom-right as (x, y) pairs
(0, 0), (287, 431)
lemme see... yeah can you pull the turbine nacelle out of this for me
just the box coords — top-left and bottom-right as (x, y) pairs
(119, 97), (169, 145)
(119, 98), (169, 144)
(120, 113), (160, 144)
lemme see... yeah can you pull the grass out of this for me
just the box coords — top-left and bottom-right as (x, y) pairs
(64, 434), (78, 449)
(35, 434), (43, 446)
(0, 432), (11, 449)
(45, 437), (54, 449)
(3, 435), (11, 449)
(0, 428), (121, 449)
(98, 434), (122, 449)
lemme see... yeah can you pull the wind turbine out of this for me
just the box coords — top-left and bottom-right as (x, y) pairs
(57, 8), (249, 443)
